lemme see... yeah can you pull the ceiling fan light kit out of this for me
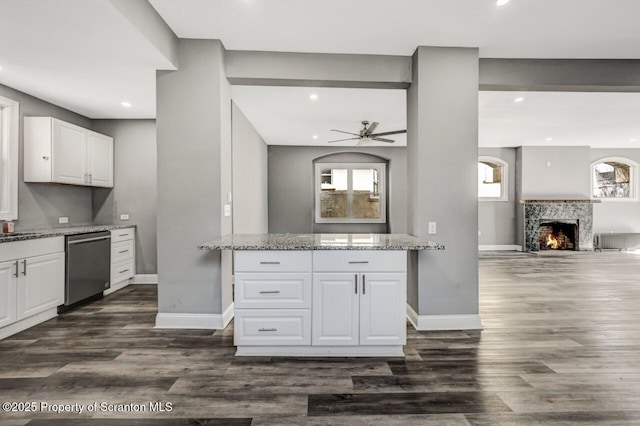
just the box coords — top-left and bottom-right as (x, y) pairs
(327, 120), (407, 145)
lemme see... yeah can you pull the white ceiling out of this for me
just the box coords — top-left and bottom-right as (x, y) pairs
(0, 0), (639, 148)
(479, 91), (640, 148)
(0, 0), (174, 119)
(150, 0), (640, 58)
(232, 86), (407, 146)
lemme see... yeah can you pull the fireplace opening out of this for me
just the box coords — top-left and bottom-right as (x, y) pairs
(538, 220), (579, 250)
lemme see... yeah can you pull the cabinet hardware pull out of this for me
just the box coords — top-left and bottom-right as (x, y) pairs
(355, 274), (358, 294)
(42, 156), (49, 160)
(89, 173), (92, 183)
(22, 259), (27, 276)
(259, 290), (280, 294)
(119, 233), (128, 237)
(118, 250), (128, 254)
(119, 269), (129, 273)
(363, 274), (366, 295)
(14, 260), (19, 278)
(349, 261), (369, 264)
(260, 261), (280, 265)
(258, 328), (277, 332)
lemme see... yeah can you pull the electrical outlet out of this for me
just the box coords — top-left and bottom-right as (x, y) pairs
(58, 217), (69, 224)
(546, 161), (552, 167)
(224, 204), (231, 217)
(428, 222), (437, 234)
(478, 230), (482, 237)
(120, 214), (130, 221)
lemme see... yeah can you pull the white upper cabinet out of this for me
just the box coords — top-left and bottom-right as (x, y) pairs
(24, 117), (113, 188)
(87, 130), (114, 187)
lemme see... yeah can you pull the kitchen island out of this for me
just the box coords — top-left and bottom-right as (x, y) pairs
(199, 233), (444, 357)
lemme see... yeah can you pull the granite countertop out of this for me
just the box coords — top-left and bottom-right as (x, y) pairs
(0, 224), (135, 243)
(199, 233), (445, 251)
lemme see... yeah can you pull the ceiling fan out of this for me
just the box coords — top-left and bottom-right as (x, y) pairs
(328, 121), (406, 145)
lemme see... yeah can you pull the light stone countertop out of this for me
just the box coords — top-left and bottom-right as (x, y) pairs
(198, 233), (445, 251)
(0, 224), (135, 243)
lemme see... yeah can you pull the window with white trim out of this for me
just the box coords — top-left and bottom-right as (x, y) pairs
(315, 162), (386, 223)
(478, 156), (508, 201)
(0, 95), (19, 220)
(591, 157), (637, 200)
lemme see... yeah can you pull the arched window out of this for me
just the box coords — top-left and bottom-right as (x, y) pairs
(478, 156), (507, 201)
(591, 157), (637, 200)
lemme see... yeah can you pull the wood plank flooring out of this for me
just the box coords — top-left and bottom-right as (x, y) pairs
(2, 251), (640, 425)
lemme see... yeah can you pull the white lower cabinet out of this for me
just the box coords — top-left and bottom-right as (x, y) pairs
(233, 250), (407, 356)
(17, 252), (65, 320)
(312, 272), (406, 347)
(105, 228), (136, 295)
(0, 237), (65, 339)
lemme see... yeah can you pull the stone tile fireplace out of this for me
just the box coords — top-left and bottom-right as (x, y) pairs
(521, 200), (599, 252)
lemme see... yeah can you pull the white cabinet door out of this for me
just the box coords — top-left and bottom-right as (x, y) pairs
(359, 273), (407, 346)
(87, 130), (113, 188)
(51, 119), (87, 185)
(0, 260), (18, 328)
(312, 273), (359, 346)
(17, 252), (64, 320)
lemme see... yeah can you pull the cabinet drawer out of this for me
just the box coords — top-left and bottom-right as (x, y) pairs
(234, 309), (311, 346)
(235, 251), (311, 272)
(313, 250), (407, 272)
(111, 240), (134, 264)
(235, 273), (311, 309)
(111, 228), (134, 243)
(111, 258), (134, 284)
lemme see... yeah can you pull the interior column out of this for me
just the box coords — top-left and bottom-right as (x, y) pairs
(406, 46), (481, 330)
(155, 39), (233, 328)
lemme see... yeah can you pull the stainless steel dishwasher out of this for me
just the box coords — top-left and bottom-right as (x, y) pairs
(63, 231), (111, 308)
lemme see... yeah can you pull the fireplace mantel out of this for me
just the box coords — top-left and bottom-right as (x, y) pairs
(520, 199), (601, 204)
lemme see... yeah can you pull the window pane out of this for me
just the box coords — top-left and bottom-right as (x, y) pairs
(352, 168), (381, 219)
(320, 191), (348, 218)
(593, 162), (631, 198)
(478, 162), (502, 198)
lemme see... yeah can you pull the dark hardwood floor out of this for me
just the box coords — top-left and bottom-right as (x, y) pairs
(2, 251), (640, 425)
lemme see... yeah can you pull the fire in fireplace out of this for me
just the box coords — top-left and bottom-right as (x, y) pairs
(538, 220), (579, 250)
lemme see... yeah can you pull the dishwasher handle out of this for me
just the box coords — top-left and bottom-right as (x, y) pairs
(68, 235), (111, 245)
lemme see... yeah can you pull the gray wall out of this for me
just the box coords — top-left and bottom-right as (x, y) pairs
(91, 119), (158, 274)
(478, 148), (517, 246)
(268, 146), (407, 234)
(591, 148), (640, 233)
(232, 102), (268, 233)
(520, 146), (591, 198)
(407, 46), (479, 315)
(156, 39), (232, 316)
(0, 83), (94, 231)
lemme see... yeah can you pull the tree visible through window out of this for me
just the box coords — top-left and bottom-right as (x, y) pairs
(316, 163), (386, 223)
(592, 160), (634, 199)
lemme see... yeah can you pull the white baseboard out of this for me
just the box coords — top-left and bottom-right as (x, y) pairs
(235, 345), (404, 357)
(132, 274), (158, 284)
(479, 245), (522, 252)
(155, 305), (234, 330)
(0, 308), (58, 340)
(407, 304), (483, 331)
(222, 302), (234, 328)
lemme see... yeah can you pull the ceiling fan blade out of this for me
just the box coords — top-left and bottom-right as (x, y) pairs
(370, 129), (407, 137)
(366, 122), (379, 134)
(330, 129), (360, 136)
(327, 137), (360, 143)
(372, 137), (395, 143)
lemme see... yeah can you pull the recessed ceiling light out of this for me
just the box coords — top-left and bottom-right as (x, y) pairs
(496, 0), (511, 5)
(514, 97), (525, 103)
(630, 138), (637, 142)
(546, 137), (553, 141)
(309, 94), (318, 101)
(0, 65), (3, 71)
(121, 101), (132, 108)
(312, 135), (318, 140)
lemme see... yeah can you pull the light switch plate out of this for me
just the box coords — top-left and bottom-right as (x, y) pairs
(224, 204), (231, 217)
(428, 222), (437, 234)
(58, 217), (69, 224)
(120, 214), (130, 221)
